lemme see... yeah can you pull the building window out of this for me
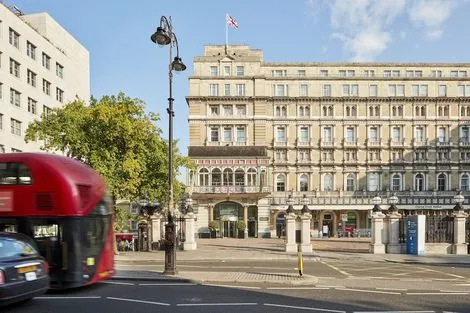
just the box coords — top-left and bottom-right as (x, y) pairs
(43, 79), (51, 95)
(345, 105), (357, 117)
(0, 114), (3, 130)
(298, 70), (306, 77)
(10, 118), (21, 136)
(210, 66), (218, 76)
(322, 106), (333, 117)
(275, 150), (287, 162)
(415, 126), (425, 142)
(345, 127), (355, 143)
(236, 126), (246, 143)
(9, 58), (20, 78)
(223, 168), (233, 186)
(209, 84), (218, 96)
(236, 105), (246, 116)
(56, 88), (64, 103)
(432, 70), (442, 77)
(236, 66), (244, 76)
(210, 127), (219, 142)
(276, 174), (286, 191)
(9, 28), (19, 48)
(346, 174), (355, 191)
(320, 70), (328, 77)
(27, 98), (37, 114)
(414, 173), (425, 191)
(275, 105), (287, 117)
(406, 70), (422, 77)
(388, 84), (405, 97)
(222, 84), (230, 96)
(323, 174), (333, 191)
(223, 105), (233, 116)
(391, 105), (403, 117)
(367, 173), (379, 191)
(211, 169), (221, 186)
(27, 70), (36, 87)
(43, 105), (52, 116)
(439, 85), (447, 97)
(210, 105), (219, 116)
(223, 127), (232, 142)
(368, 127), (378, 142)
(247, 168), (256, 186)
(42, 53), (51, 69)
(392, 174), (401, 191)
(236, 84), (245, 96)
(451, 70), (467, 78)
(369, 85), (377, 97)
(56, 63), (64, 78)
(392, 126), (401, 142)
(364, 70), (375, 77)
(298, 149), (310, 162)
(438, 105), (449, 117)
(461, 174), (470, 191)
(272, 70), (287, 77)
(276, 126), (286, 142)
(299, 174), (308, 192)
(368, 105), (380, 117)
(10, 88), (21, 107)
(342, 84), (358, 96)
(458, 85), (470, 97)
(323, 84), (331, 97)
(273, 84), (288, 96)
(299, 126), (309, 142)
(415, 105), (426, 117)
(437, 126), (447, 142)
(26, 41), (36, 60)
(323, 127), (332, 142)
(437, 173), (446, 191)
(412, 84), (428, 97)
(299, 84), (308, 97)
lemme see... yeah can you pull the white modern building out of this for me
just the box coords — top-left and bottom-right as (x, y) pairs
(0, 3), (89, 152)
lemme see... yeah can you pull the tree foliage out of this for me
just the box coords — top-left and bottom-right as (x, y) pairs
(25, 92), (193, 210)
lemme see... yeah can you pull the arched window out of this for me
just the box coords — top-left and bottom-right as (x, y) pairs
(199, 168), (209, 186)
(415, 173), (424, 191)
(367, 173), (379, 191)
(299, 174), (309, 192)
(276, 174), (285, 191)
(369, 106), (374, 116)
(392, 106), (397, 116)
(346, 174), (355, 191)
(438, 107), (443, 116)
(437, 173), (446, 191)
(305, 106), (310, 116)
(322, 106), (327, 116)
(421, 106), (425, 116)
(392, 173), (401, 191)
(415, 106), (420, 116)
(247, 168), (257, 186)
(211, 168), (222, 186)
(461, 174), (470, 191)
(467, 107), (470, 116)
(281, 106), (287, 117)
(328, 106), (333, 116)
(375, 106), (379, 116)
(299, 106), (304, 117)
(352, 106), (357, 116)
(276, 106), (281, 116)
(323, 173), (333, 191)
(235, 169), (244, 186)
(444, 106), (449, 116)
(346, 106), (350, 117)
(223, 168), (233, 186)
(461, 107), (466, 116)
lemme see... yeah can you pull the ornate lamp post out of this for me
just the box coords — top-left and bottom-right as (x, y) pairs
(139, 199), (160, 251)
(372, 195), (382, 213)
(453, 190), (465, 213)
(150, 16), (186, 275)
(286, 194), (295, 214)
(388, 193), (399, 213)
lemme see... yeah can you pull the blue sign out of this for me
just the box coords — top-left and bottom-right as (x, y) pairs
(406, 215), (418, 255)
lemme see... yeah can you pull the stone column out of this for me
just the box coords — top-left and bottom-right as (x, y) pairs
(208, 205), (214, 222)
(386, 211), (402, 254)
(183, 212), (197, 250)
(452, 211), (468, 255)
(243, 205), (248, 239)
(151, 214), (162, 249)
(285, 212), (297, 253)
(370, 212), (386, 254)
(300, 213), (312, 253)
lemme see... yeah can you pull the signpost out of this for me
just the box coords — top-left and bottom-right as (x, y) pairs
(406, 215), (425, 255)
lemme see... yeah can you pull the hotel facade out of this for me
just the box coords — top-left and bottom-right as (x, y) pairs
(0, 4), (89, 153)
(186, 45), (470, 239)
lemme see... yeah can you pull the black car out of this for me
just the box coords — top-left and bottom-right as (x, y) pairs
(0, 232), (50, 306)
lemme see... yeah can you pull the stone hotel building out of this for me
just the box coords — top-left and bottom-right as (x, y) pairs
(186, 45), (470, 239)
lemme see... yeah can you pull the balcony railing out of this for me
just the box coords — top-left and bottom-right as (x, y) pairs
(343, 139), (358, 147)
(436, 140), (453, 147)
(413, 139), (429, 147)
(320, 138), (335, 148)
(296, 139), (312, 147)
(206, 140), (247, 146)
(459, 138), (470, 146)
(190, 185), (270, 194)
(366, 139), (381, 147)
(273, 139), (288, 147)
(390, 138), (406, 147)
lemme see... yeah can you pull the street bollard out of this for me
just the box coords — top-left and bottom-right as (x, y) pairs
(297, 244), (303, 277)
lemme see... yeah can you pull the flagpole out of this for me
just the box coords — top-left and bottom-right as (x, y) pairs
(225, 13), (228, 54)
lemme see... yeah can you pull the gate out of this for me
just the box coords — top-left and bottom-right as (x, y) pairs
(425, 215), (454, 243)
(398, 217), (406, 244)
(175, 216), (186, 249)
(466, 216), (470, 254)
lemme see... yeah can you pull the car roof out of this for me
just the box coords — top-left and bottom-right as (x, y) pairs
(0, 232), (34, 242)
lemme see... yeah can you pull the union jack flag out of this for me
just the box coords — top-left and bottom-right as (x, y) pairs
(226, 14), (239, 29)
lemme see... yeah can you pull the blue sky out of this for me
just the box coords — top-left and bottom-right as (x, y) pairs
(6, 0), (470, 160)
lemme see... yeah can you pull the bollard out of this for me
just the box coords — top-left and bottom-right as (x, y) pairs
(297, 244), (303, 277)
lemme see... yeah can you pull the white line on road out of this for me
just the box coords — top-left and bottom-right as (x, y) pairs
(177, 302), (257, 306)
(316, 285), (343, 288)
(406, 292), (469, 295)
(138, 283), (197, 286)
(418, 266), (465, 279)
(264, 303), (346, 312)
(335, 288), (401, 295)
(100, 281), (134, 285)
(106, 297), (170, 306)
(202, 283), (261, 289)
(354, 311), (435, 313)
(376, 287), (408, 291)
(35, 296), (102, 299)
(320, 261), (350, 276)
(266, 287), (330, 290)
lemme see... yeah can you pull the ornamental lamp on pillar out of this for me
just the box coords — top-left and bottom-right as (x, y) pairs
(388, 193), (399, 213)
(372, 195), (382, 213)
(301, 194), (310, 215)
(453, 190), (465, 214)
(286, 194), (295, 214)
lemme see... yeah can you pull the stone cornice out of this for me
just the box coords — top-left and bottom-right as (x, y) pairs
(186, 96), (470, 103)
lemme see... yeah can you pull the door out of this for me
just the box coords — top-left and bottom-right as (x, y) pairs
(223, 221), (237, 238)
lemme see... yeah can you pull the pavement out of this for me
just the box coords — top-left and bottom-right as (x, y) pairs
(113, 237), (470, 285)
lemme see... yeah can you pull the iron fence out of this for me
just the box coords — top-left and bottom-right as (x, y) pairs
(398, 217), (406, 244)
(425, 215), (454, 243)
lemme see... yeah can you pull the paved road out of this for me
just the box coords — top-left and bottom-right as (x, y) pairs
(4, 279), (470, 313)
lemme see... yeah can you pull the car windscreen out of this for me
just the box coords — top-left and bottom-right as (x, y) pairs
(0, 237), (39, 259)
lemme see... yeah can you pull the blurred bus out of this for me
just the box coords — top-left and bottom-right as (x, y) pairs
(0, 153), (114, 289)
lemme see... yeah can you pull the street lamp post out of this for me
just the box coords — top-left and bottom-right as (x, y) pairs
(388, 193), (399, 213)
(139, 199), (160, 251)
(453, 190), (465, 213)
(372, 195), (382, 213)
(150, 16), (186, 275)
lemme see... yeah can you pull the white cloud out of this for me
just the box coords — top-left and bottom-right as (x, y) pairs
(305, 0), (462, 60)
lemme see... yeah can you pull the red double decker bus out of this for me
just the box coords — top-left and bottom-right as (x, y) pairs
(0, 153), (115, 289)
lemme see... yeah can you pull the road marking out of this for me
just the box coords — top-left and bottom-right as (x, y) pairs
(406, 292), (469, 295)
(347, 266), (399, 272)
(376, 287), (408, 291)
(101, 281), (134, 285)
(455, 283), (470, 286)
(316, 285), (343, 288)
(320, 261), (350, 276)
(138, 283), (197, 286)
(335, 288), (401, 295)
(107, 297), (170, 306)
(264, 303), (345, 312)
(418, 266), (465, 279)
(354, 311), (434, 313)
(266, 287), (330, 290)
(35, 296), (102, 299)
(203, 283), (261, 289)
(177, 302), (257, 306)
(440, 289), (470, 293)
